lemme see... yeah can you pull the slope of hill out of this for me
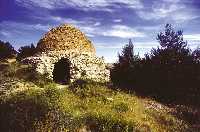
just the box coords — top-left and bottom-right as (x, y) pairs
(0, 61), (195, 131)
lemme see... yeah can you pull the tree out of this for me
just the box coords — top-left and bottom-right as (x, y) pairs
(111, 39), (140, 86)
(0, 40), (16, 60)
(17, 44), (37, 61)
(141, 24), (199, 101)
(148, 24), (193, 68)
(157, 24), (187, 50)
(193, 47), (200, 63)
(110, 24), (200, 104)
(118, 39), (135, 67)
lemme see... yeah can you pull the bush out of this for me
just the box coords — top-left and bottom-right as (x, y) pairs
(140, 24), (200, 102)
(111, 24), (200, 104)
(0, 83), (134, 131)
(0, 84), (77, 131)
(193, 47), (200, 63)
(111, 39), (140, 87)
(0, 61), (52, 87)
(0, 79), (187, 131)
(113, 102), (129, 113)
(17, 44), (37, 61)
(0, 40), (16, 60)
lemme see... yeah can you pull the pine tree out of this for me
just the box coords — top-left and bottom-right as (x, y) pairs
(157, 24), (187, 50)
(17, 44), (37, 61)
(111, 39), (140, 86)
(0, 40), (16, 60)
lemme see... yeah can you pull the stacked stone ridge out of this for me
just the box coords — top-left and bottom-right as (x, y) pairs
(37, 24), (95, 54)
(23, 24), (110, 83)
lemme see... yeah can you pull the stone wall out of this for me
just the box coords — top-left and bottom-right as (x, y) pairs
(23, 50), (110, 83)
(36, 24), (95, 54)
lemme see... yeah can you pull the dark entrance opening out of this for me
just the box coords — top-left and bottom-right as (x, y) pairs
(53, 58), (70, 84)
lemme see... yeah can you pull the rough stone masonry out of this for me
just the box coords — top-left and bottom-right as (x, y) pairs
(23, 24), (110, 83)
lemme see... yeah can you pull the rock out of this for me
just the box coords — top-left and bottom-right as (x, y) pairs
(23, 24), (110, 83)
(36, 24), (95, 54)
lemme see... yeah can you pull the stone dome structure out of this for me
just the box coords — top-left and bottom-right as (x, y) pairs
(23, 24), (110, 83)
(37, 24), (95, 53)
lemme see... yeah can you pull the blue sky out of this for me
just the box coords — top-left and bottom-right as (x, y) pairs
(0, 0), (200, 62)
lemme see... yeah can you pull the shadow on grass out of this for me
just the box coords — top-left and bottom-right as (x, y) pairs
(110, 83), (200, 131)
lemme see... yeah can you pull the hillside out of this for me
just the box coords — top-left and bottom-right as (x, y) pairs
(0, 60), (197, 131)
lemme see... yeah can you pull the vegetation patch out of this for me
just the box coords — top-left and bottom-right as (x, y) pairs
(0, 77), (188, 131)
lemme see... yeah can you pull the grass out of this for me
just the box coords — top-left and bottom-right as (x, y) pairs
(0, 61), (192, 131)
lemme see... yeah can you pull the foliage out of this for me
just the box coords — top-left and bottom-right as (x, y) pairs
(16, 44), (37, 61)
(0, 61), (52, 89)
(111, 24), (200, 104)
(157, 24), (187, 50)
(140, 24), (200, 102)
(113, 102), (129, 113)
(111, 39), (140, 87)
(0, 24), (199, 131)
(0, 61), (192, 131)
(0, 40), (16, 60)
(0, 81), (187, 131)
(192, 47), (200, 63)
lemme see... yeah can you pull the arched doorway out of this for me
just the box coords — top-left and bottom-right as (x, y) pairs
(53, 58), (70, 84)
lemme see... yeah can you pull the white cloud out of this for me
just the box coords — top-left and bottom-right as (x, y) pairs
(96, 44), (121, 49)
(171, 13), (199, 23)
(50, 16), (85, 25)
(79, 26), (96, 37)
(33, 24), (51, 31)
(0, 21), (52, 48)
(96, 41), (158, 49)
(43, 16), (100, 37)
(94, 22), (101, 26)
(153, 3), (181, 16)
(47, 16), (145, 39)
(184, 34), (200, 41)
(15, 0), (56, 9)
(162, 0), (180, 3)
(95, 41), (158, 62)
(30, 15), (99, 38)
(0, 21), (51, 32)
(15, 0), (143, 11)
(78, 24), (145, 38)
(0, 31), (11, 38)
(96, 44), (155, 49)
(49, 16), (102, 28)
(113, 19), (122, 23)
(137, 2), (184, 20)
(135, 25), (162, 33)
(136, 0), (198, 23)
(0, 21), (51, 38)
(188, 42), (200, 50)
(101, 25), (145, 38)
(181, 34), (200, 49)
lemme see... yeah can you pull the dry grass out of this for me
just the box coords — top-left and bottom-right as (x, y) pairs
(0, 61), (191, 131)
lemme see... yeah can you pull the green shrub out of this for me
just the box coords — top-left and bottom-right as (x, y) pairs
(0, 69), (188, 131)
(84, 114), (135, 132)
(113, 102), (129, 113)
(0, 84), (76, 131)
(111, 39), (140, 87)
(16, 44), (37, 61)
(0, 88), (47, 131)
(111, 24), (200, 105)
(0, 40), (16, 60)
(0, 61), (52, 87)
(15, 66), (53, 87)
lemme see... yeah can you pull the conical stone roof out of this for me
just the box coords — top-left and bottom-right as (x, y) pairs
(36, 24), (95, 54)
